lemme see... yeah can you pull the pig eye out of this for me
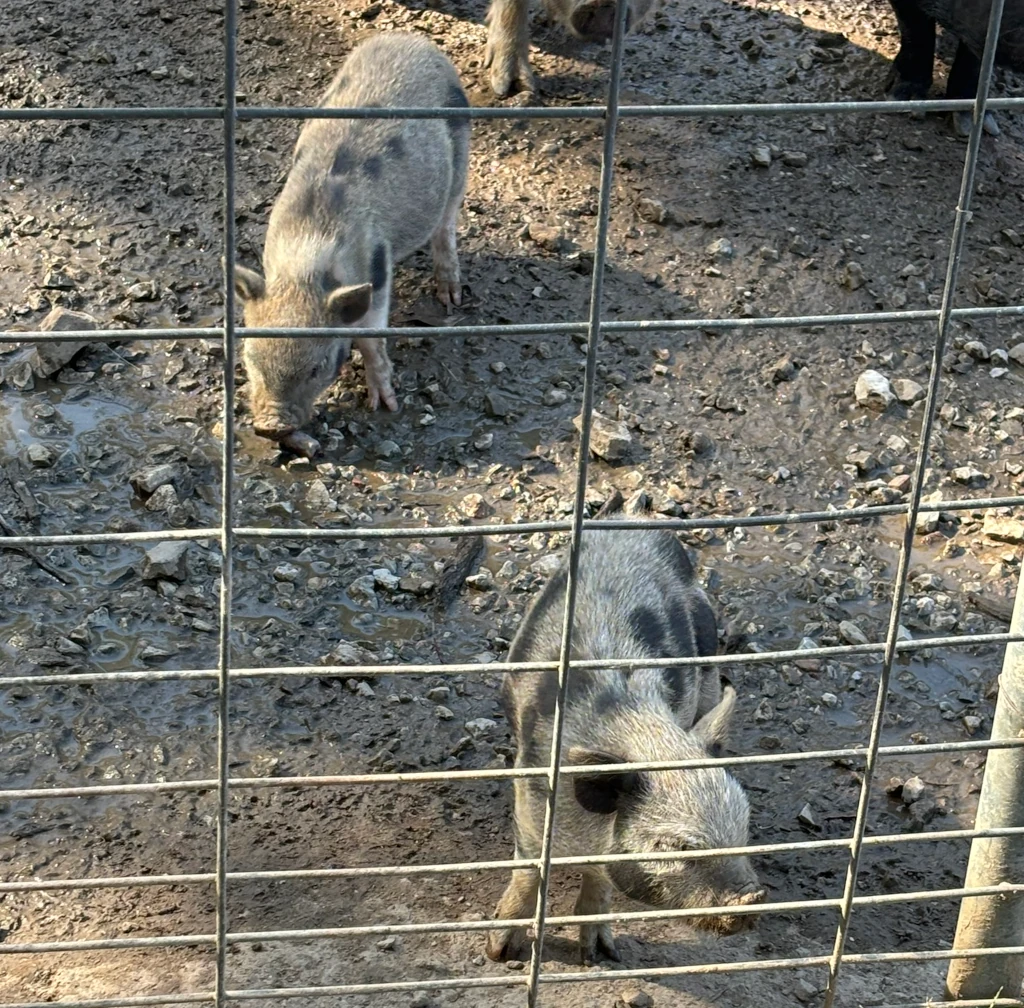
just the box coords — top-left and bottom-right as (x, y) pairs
(308, 365), (321, 380)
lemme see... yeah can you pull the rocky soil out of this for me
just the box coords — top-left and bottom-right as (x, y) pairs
(3, 0), (1024, 1005)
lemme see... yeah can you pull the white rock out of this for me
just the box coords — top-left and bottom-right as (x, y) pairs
(855, 370), (894, 409)
(891, 378), (925, 404)
(531, 555), (564, 577)
(902, 775), (927, 803)
(273, 562), (301, 583)
(573, 411), (632, 462)
(372, 568), (401, 591)
(141, 542), (189, 581)
(347, 575), (379, 609)
(838, 621), (869, 646)
(465, 718), (498, 737)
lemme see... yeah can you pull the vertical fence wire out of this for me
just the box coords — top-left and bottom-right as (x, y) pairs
(524, 2), (629, 1004)
(214, 0), (239, 1003)
(821, 2), (1008, 1005)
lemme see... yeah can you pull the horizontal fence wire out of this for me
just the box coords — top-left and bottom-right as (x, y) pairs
(5, 303), (1024, 343)
(3, 0), (1023, 1004)
(4, 827), (1024, 896)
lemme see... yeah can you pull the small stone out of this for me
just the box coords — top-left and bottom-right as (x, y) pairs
(465, 568), (494, 590)
(688, 430), (714, 454)
(838, 620), (869, 645)
(273, 562), (301, 583)
(527, 222), (565, 253)
(792, 978), (818, 1003)
(473, 432), (494, 451)
(982, 514), (1024, 544)
(573, 411), (632, 462)
(789, 234), (814, 257)
(375, 439), (401, 460)
(347, 575), (379, 609)
(963, 715), (983, 734)
(636, 198), (666, 224)
(306, 479), (334, 510)
(855, 370), (894, 409)
(820, 692), (840, 708)
(797, 803), (819, 829)
(42, 269), (75, 290)
(459, 493), (492, 519)
(991, 348), (1010, 366)
(131, 464), (181, 497)
(435, 705), (455, 720)
(1008, 343), (1024, 366)
(751, 146), (772, 167)
(140, 645), (174, 661)
(891, 378), (925, 404)
(145, 483), (179, 511)
(54, 636), (86, 656)
(846, 449), (877, 474)
(27, 443), (55, 467)
(615, 991), (655, 1008)
(426, 687), (451, 703)
(951, 466), (988, 487)
(964, 340), (990, 361)
(354, 681), (376, 698)
(543, 387), (569, 406)
(706, 237), (735, 263)
(782, 150), (808, 167)
(465, 717), (498, 737)
(763, 356), (797, 383)
(902, 775), (927, 804)
(141, 541), (189, 581)
(532, 554), (563, 577)
(376, 936), (396, 951)
(485, 390), (512, 418)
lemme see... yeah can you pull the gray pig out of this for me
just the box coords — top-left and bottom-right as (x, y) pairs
(486, 522), (764, 963)
(233, 33), (469, 445)
(485, 0), (655, 96)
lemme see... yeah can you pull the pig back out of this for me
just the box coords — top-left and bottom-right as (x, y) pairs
(919, 0), (1024, 68)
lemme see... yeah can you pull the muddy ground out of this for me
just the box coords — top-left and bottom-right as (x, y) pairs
(3, 0), (1024, 1004)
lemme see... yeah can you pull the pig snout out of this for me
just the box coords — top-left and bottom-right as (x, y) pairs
(250, 402), (306, 441)
(701, 886), (766, 937)
(569, 0), (633, 42)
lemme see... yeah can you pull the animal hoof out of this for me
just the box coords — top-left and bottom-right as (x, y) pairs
(579, 924), (619, 963)
(486, 927), (529, 962)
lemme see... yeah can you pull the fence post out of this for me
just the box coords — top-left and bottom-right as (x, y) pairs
(944, 569), (1024, 1001)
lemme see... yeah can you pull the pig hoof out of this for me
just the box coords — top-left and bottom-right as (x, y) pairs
(435, 277), (462, 308)
(486, 927), (529, 961)
(953, 110), (999, 138)
(484, 41), (538, 97)
(579, 924), (619, 963)
(366, 378), (399, 412)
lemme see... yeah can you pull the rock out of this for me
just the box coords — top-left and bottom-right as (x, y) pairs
(140, 645), (174, 662)
(347, 575), (379, 609)
(916, 491), (944, 534)
(846, 450), (877, 474)
(145, 484), (179, 511)
(372, 568), (401, 592)
(964, 340), (990, 361)
(901, 775), (927, 804)
(305, 479), (334, 510)
(0, 307), (98, 387)
(688, 430), (714, 454)
(532, 554), (563, 577)
(485, 389), (512, 418)
(891, 378), (925, 404)
(374, 439), (401, 460)
(782, 150), (808, 167)
(473, 432), (494, 451)
(354, 681), (376, 698)
(982, 514), (1024, 544)
(615, 991), (655, 1008)
(573, 411), (631, 462)
(426, 686), (450, 703)
(527, 222), (565, 252)
(327, 641), (377, 665)
(459, 493), (492, 519)
(951, 466), (988, 487)
(54, 636), (86, 655)
(1008, 343), (1024, 366)
(855, 370), (894, 409)
(141, 542), (189, 581)
(27, 443), (55, 467)
(820, 692), (840, 708)
(636, 198), (666, 224)
(797, 803), (819, 829)
(841, 262), (866, 290)
(131, 464), (182, 497)
(543, 387), (569, 406)
(908, 796), (943, 827)
(838, 620), (869, 645)
(42, 269), (76, 290)
(789, 234), (814, 257)
(963, 715), (983, 734)
(273, 562), (301, 583)
(435, 705), (455, 720)
(792, 978), (818, 1004)
(763, 356), (797, 383)
(465, 717), (498, 737)
(465, 569), (494, 590)
(751, 146), (772, 167)
(706, 237), (735, 263)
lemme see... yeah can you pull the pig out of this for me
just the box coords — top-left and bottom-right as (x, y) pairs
(887, 0), (1024, 136)
(485, 521), (764, 964)
(232, 32), (470, 445)
(484, 0), (654, 97)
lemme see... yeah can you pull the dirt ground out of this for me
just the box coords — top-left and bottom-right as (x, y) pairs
(3, 0), (1024, 1005)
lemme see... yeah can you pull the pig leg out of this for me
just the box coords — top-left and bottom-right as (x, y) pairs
(947, 42), (1000, 138)
(431, 196), (462, 309)
(353, 303), (398, 412)
(485, 859), (539, 961)
(886, 0), (935, 101)
(575, 868), (619, 963)
(484, 0), (538, 97)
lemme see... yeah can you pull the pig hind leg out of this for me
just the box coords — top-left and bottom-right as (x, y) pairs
(575, 868), (619, 963)
(947, 42), (999, 137)
(887, 0), (935, 101)
(485, 861), (539, 961)
(431, 193), (463, 309)
(353, 301), (398, 412)
(484, 0), (538, 97)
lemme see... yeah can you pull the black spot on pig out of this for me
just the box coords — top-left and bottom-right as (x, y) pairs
(362, 155), (383, 180)
(628, 606), (665, 654)
(384, 134), (405, 158)
(328, 184), (346, 213)
(445, 83), (470, 141)
(331, 147), (355, 176)
(370, 243), (388, 291)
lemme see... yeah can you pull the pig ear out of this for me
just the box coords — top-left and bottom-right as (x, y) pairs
(567, 747), (640, 816)
(326, 283), (373, 324)
(230, 262), (265, 302)
(693, 683), (737, 756)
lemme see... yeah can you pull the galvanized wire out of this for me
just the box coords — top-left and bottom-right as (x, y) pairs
(3, 1), (1024, 1006)
(822, 3), (1009, 1006)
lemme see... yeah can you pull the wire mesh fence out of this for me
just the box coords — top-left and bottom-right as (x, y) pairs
(2, 0), (1024, 1005)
